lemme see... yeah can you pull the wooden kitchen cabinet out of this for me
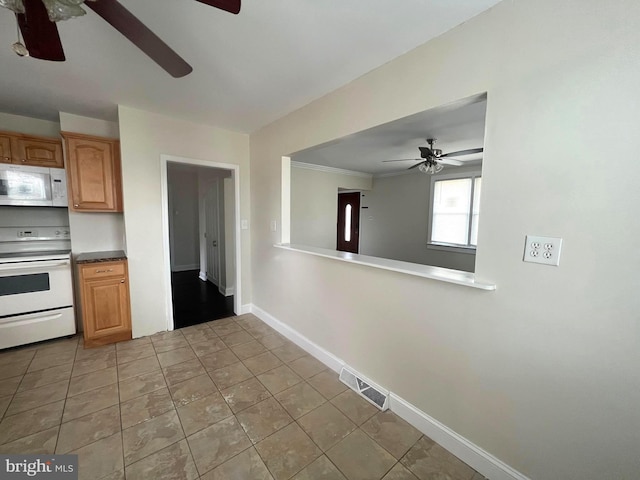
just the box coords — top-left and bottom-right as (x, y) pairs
(16, 135), (64, 167)
(0, 133), (11, 164)
(78, 259), (132, 348)
(0, 130), (63, 167)
(61, 132), (123, 212)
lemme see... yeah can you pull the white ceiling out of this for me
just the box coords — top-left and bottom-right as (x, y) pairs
(292, 95), (487, 175)
(0, 0), (501, 133)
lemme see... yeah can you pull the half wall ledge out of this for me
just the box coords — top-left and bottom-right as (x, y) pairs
(274, 243), (496, 291)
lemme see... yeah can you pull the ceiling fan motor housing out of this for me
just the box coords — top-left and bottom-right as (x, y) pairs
(419, 146), (441, 159)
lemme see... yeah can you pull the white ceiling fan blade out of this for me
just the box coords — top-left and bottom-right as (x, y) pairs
(382, 158), (421, 163)
(435, 158), (463, 166)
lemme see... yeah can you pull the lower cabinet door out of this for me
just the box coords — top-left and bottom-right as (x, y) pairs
(82, 276), (131, 347)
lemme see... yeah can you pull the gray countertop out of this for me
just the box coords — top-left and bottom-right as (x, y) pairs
(76, 250), (127, 264)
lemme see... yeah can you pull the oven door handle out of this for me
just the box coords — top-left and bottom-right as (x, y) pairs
(0, 259), (71, 272)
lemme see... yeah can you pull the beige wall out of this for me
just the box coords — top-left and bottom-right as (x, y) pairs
(291, 165), (372, 249)
(250, 1), (640, 479)
(359, 170), (478, 271)
(58, 113), (126, 256)
(118, 106), (250, 338)
(0, 112), (60, 137)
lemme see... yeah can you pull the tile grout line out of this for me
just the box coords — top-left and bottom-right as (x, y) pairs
(115, 337), (127, 480)
(181, 323), (214, 478)
(0, 337), (79, 450)
(232, 320), (402, 479)
(205, 317), (325, 478)
(155, 327), (199, 477)
(182, 316), (270, 478)
(52, 338), (80, 455)
(2, 314), (427, 480)
(0, 343), (39, 427)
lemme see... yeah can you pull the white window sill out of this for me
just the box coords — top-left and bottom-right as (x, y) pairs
(427, 243), (477, 255)
(274, 243), (496, 291)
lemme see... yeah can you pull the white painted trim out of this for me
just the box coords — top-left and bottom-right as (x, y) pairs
(389, 395), (530, 480)
(160, 158), (173, 331)
(427, 169), (482, 248)
(281, 157), (291, 244)
(232, 167), (242, 315)
(198, 271), (207, 281)
(238, 303), (252, 315)
(171, 264), (200, 272)
(160, 154), (243, 333)
(219, 285), (235, 297)
(250, 305), (344, 373)
(206, 273), (219, 287)
(250, 303), (529, 480)
(427, 243), (477, 255)
(291, 160), (372, 180)
(274, 243), (496, 290)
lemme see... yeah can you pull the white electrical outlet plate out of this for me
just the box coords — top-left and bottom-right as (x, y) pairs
(523, 235), (562, 266)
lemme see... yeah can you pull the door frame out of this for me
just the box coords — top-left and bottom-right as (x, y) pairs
(160, 154), (242, 331)
(204, 178), (221, 287)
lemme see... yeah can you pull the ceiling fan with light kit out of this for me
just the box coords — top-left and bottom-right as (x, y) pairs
(0, 0), (240, 77)
(383, 138), (483, 174)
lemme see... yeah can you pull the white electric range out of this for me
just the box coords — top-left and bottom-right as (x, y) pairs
(0, 226), (76, 350)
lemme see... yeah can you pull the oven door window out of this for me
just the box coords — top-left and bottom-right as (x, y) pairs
(0, 273), (50, 296)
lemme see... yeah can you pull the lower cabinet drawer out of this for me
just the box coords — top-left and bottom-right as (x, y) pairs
(80, 262), (126, 280)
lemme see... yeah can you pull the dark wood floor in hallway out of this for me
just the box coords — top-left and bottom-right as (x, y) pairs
(171, 270), (234, 329)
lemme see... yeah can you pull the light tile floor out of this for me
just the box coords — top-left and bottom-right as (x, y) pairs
(0, 314), (486, 480)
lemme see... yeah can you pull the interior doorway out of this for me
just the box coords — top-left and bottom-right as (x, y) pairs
(161, 156), (242, 331)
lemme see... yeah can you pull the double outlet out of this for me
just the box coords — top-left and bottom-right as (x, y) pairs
(523, 235), (562, 266)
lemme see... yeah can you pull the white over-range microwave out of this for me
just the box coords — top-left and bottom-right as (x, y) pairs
(0, 164), (68, 207)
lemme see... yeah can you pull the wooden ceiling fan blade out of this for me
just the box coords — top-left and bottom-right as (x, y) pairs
(86, 0), (193, 78)
(440, 148), (484, 158)
(17, 0), (65, 61)
(195, 0), (241, 14)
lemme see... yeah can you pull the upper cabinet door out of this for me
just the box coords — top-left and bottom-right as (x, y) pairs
(16, 136), (64, 168)
(62, 132), (123, 212)
(0, 134), (11, 164)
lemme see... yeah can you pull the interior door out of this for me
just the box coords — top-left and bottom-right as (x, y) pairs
(337, 192), (361, 253)
(205, 180), (220, 286)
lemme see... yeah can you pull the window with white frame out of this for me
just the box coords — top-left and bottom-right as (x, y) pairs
(428, 171), (481, 250)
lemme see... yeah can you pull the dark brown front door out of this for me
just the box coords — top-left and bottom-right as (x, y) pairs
(337, 192), (360, 253)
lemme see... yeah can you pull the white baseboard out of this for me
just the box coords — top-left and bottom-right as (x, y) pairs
(389, 394), (530, 480)
(198, 271), (207, 281)
(249, 303), (529, 480)
(218, 285), (235, 297)
(171, 264), (199, 272)
(250, 305), (344, 373)
(238, 304), (252, 315)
